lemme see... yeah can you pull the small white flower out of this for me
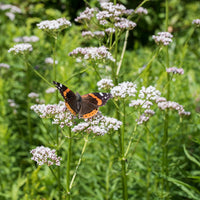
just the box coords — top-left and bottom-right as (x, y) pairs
(111, 81), (137, 99)
(129, 99), (153, 109)
(69, 46), (115, 62)
(45, 57), (58, 65)
(97, 78), (114, 90)
(114, 18), (136, 30)
(94, 31), (105, 37)
(192, 19), (200, 27)
(135, 7), (148, 15)
(28, 92), (39, 99)
(72, 113), (122, 135)
(82, 31), (94, 38)
(157, 101), (184, 112)
(8, 43), (33, 54)
(105, 28), (115, 34)
(45, 87), (56, 94)
(0, 63), (10, 69)
(152, 32), (173, 46)
(138, 86), (161, 101)
(31, 101), (74, 128)
(166, 67), (184, 75)
(13, 35), (39, 43)
(30, 146), (62, 166)
(136, 114), (150, 125)
(75, 7), (96, 22)
(0, 4), (22, 13)
(37, 18), (71, 32)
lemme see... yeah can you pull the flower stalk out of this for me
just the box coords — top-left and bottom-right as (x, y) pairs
(66, 127), (72, 200)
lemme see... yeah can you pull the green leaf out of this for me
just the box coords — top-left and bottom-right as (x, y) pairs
(183, 144), (200, 167)
(168, 176), (200, 200)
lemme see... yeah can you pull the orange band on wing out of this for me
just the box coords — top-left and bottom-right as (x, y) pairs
(89, 94), (102, 106)
(63, 88), (70, 98)
(65, 102), (76, 116)
(81, 109), (98, 118)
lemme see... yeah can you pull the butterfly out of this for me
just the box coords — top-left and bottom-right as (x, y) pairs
(53, 81), (112, 118)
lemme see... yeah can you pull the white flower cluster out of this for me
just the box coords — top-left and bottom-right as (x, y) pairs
(8, 43), (33, 54)
(129, 86), (161, 125)
(152, 32), (173, 46)
(111, 81), (137, 99)
(37, 18), (71, 32)
(157, 101), (190, 116)
(31, 101), (74, 128)
(72, 113), (122, 135)
(75, 2), (137, 31)
(0, 3), (21, 21)
(97, 78), (114, 90)
(8, 99), (18, 108)
(99, 3), (137, 30)
(166, 67), (184, 75)
(139, 86), (161, 100)
(30, 146), (61, 166)
(69, 46), (115, 62)
(45, 87), (56, 94)
(13, 36), (39, 43)
(45, 57), (58, 65)
(0, 63), (10, 69)
(8, 99), (18, 114)
(0, 4), (21, 13)
(114, 18), (136, 30)
(82, 31), (105, 38)
(135, 7), (148, 15)
(105, 28), (115, 34)
(192, 19), (200, 27)
(129, 99), (153, 109)
(28, 92), (39, 99)
(75, 7), (96, 22)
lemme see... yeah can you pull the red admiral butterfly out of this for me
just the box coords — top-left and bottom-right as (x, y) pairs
(53, 81), (112, 118)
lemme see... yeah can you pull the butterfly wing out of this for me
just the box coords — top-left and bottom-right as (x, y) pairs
(79, 93), (112, 118)
(53, 81), (78, 115)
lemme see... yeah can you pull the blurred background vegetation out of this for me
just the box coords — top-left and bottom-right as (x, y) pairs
(0, 0), (200, 199)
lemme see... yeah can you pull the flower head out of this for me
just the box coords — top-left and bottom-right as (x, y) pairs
(37, 18), (71, 34)
(72, 113), (122, 135)
(45, 87), (56, 94)
(8, 43), (33, 54)
(28, 92), (39, 99)
(75, 7), (96, 23)
(111, 81), (137, 99)
(135, 7), (148, 15)
(0, 63), (10, 69)
(30, 146), (61, 166)
(45, 57), (58, 65)
(69, 46), (115, 62)
(13, 36), (39, 43)
(152, 32), (173, 46)
(114, 18), (136, 30)
(138, 86), (161, 100)
(166, 67), (184, 75)
(97, 78), (114, 90)
(192, 19), (200, 27)
(31, 101), (74, 128)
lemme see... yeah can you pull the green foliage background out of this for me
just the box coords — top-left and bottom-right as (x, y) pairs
(0, 0), (200, 199)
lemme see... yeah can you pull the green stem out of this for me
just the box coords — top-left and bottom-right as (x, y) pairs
(116, 30), (129, 76)
(146, 126), (151, 200)
(52, 35), (62, 200)
(117, 100), (128, 200)
(66, 127), (72, 200)
(162, 1), (170, 198)
(25, 58), (32, 144)
(69, 135), (88, 190)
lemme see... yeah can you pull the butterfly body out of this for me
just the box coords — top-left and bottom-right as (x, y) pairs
(53, 81), (112, 118)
